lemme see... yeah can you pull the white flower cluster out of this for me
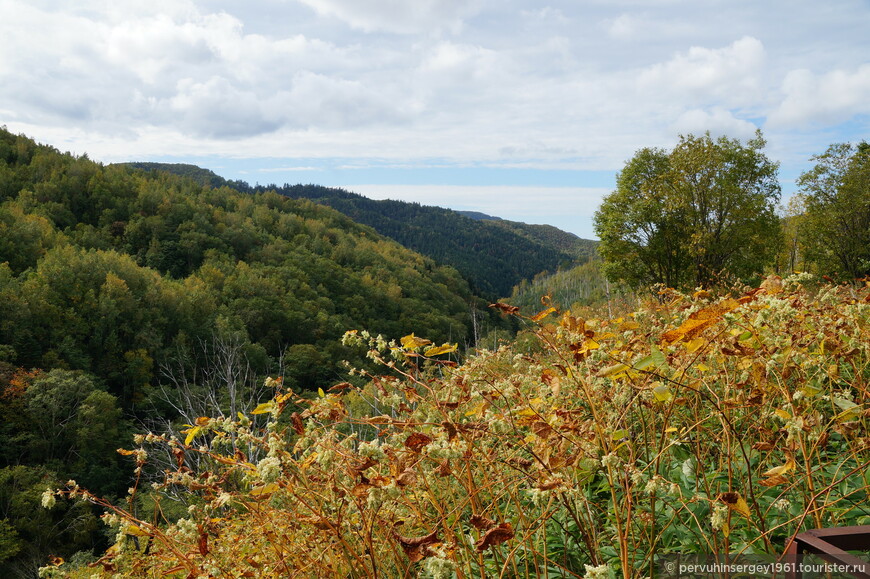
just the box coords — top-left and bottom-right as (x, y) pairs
(358, 439), (387, 461)
(600, 452), (622, 470)
(421, 546), (457, 579)
(584, 563), (611, 579)
(256, 456), (282, 483)
(710, 503), (729, 530)
(40, 488), (56, 509)
(424, 436), (466, 460)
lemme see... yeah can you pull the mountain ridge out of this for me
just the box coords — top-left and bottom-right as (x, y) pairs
(120, 162), (598, 297)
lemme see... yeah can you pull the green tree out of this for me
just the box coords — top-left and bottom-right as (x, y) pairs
(798, 142), (870, 280)
(594, 132), (781, 289)
(22, 369), (128, 495)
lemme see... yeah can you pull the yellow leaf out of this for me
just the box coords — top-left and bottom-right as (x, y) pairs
(685, 338), (706, 353)
(401, 334), (432, 349)
(720, 491), (751, 519)
(465, 402), (487, 418)
(250, 483), (280, 497)
(652, 383), (673, 403)
(664, 427), (678, 433)
(763, 457), (796, 477)
(126, 523), (153, 537)
(184, 425), (202, 446)
(774, 409), (792, 421)
(515, 407), (537, 418)
(424, 343), (458, 357)
(252, 401), (275, 415)
(317, 387), (326, 398)
(597, 363), (632, 378)
(579, 339), (600, 353)
(696, 363), (711, 373)
(618, 320), (639, 331)
(530, 307), (557, 322)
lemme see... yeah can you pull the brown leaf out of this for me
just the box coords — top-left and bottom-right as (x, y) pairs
(489, 302), (521, 315)
(404, 432), (433, 453)
(536, 477), (564, 491)
(531, 421), (554, 439)
(172, 447), (185, 468)
(436, 460), (452, 477)
(393, 529), (439, 562)
(752, 441), (775, 451)
(290, 412), (305, 436)
(396, 469), (417, 487)
(197, 530), (209, 556)
(759, 475), (789, 487)
(328, 382), (353, 392)
(475, 522), (514, 552)
(351, 482), (373, 498)
(441, 420), (458, 441)
(470, 514), (497, 530)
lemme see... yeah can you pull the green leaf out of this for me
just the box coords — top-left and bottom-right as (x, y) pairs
(634, 347), (666, 371)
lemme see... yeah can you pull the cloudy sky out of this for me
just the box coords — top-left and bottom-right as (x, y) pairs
(1, 0), (868, 238)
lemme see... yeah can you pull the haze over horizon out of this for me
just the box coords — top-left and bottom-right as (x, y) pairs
(1, 0), (868, 239)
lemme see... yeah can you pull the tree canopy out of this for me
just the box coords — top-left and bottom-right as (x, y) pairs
(798, 141), (870, 281)
(594, 132), (781, 290)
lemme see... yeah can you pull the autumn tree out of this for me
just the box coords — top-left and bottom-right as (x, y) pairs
(798, 141), (870, 280)
(594, 132), (781, 290)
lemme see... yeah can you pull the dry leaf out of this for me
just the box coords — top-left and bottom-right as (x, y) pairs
(475, 522), (514, 552)
(404, 433), (433, 453)
(393, 529), (439, 562)
(470, 514), (497, 530)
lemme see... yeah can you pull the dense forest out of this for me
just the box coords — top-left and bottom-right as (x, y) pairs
(0, 129), (525, 575)
(123, 163), (597, 298)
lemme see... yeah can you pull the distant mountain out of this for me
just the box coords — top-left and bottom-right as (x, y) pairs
(123, 163), (597, 297)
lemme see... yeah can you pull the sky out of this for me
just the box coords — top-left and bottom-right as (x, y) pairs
(1, 0), (868, 239)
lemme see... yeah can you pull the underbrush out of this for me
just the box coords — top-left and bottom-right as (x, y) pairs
(44, 275), (870, 578)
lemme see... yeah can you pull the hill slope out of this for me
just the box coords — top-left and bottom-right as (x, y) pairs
(120, 164), (596, 298)
(0, 129), (501, 401)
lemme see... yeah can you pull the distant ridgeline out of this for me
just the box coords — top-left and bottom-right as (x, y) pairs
(123, 163), (597, 298)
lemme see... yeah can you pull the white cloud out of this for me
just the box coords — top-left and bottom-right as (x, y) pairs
(293, 0), (483, 34)
(637, 36), (766, 106)
(769, 65), (870, 128)
(672, 108), (758, 139)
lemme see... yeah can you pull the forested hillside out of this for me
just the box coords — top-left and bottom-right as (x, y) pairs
(122, 163), (594, 298)
(0, 128), (513, 575)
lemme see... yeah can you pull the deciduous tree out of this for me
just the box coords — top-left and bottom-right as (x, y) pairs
(798, 142), (870, 280)
(594, 132), (781, 289)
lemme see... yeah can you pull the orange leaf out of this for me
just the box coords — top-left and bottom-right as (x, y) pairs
(661, 298), (740, 344)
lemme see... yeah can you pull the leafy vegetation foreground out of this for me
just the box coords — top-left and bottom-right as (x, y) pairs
(46, 275), (870, 578)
